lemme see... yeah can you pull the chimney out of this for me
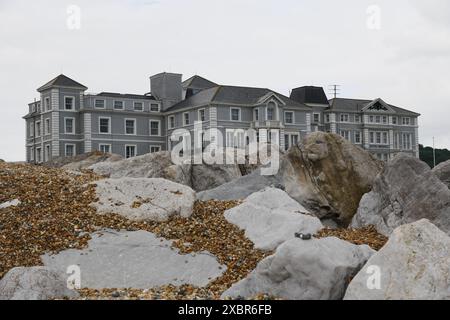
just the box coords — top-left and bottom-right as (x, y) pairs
(150, 72), (182, 111)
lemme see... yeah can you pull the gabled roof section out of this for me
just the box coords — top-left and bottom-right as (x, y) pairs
(182, 75), (218, 90)
(38, 74), (88, 92)
(328, 98), (420, 116)
(362, 98), (395, 113)
(166, 85), (310, 112)
(290, 86), (329, 105)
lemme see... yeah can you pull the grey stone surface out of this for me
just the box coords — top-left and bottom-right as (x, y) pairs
(224, 188), (323, 250)
(352, 153), (450, 236)
(42, 229), (226, 289)
(222, 237), (374, 300)
(0, 266), (79, 300)
(92, 178), (196, 222)
(432, 159), (450, 189)
(0, 199), (20, 209)
(197, 169), (283, 201)
(344, 219), (450, 300)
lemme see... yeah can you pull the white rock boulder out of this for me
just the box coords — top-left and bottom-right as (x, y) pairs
(344, 219), (450, 300)
(224, 188), (323, 250)
(92, 178), (196, 222)
(0, 199), (20, 209)
(0, 266), (79, 300)
(222, 237), (374, 300)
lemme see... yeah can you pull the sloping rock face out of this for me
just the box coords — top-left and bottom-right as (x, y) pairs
(42, 230), (226, 289)
(88, 151), (241, 192)
(351, 154), (450, 236)
(45, 151), (122, 170)
(224, 188), (323, 250)
(92, 178), (196, 222)
(197, 169), (283, 201)
(222, 237), (374, 300)
(344, 220), (450, 300)
(0, 267), (79, 300)
(432, 159), (450, 189)
(281, 132), (383, 224)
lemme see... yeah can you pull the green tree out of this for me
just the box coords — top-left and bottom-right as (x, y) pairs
(419, 144), (450, 168)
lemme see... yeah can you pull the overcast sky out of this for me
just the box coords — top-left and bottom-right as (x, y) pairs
(1, 0), (449, 161)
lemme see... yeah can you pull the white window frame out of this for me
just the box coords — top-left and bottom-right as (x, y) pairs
(369, 131), (389, 145)
(340, 113), (350, 123)
(339, 130), (351, 141)
(168, 115), (175, 129)
(45, 145), (51, 162)
(35, 121), (42, 137)
(45, 118), (50, 135)
(64, 96), (75, 111)
(230, 107), (241, 122)
(30, 122), (34, 137)
(402, 117), (411, 126)
(99, 144), (112, 154)
(325, 114), (330, 123)
(98, 117), (111, 134)
(65, 144), (76, 157)
(254, 109), (259, 121)
(30, 147), (34, 161)
(36, 147), (42, 163)
(382, 116), (388, 124)
(183, 112), (190, 126)
(94, 99), (106, 109)
(150, 145), (161, 153)
(392, 116), (398, 125)
(125, 145), (137, 159)
(124, 118), (137, 135)
(284, 111), (294, 124)
(354, 115), (361, 123)
(113, 100), (124, 110)
(64, 117), (75, 134)
(198, 109), (206, 122)
(45, 97), (51, 111)
(133, 102), (144, 112)
(313, 112), (320, 123)
(150, 120), (161, 136)
(354, 131), (362, 144)
(150, 103), (160, 112)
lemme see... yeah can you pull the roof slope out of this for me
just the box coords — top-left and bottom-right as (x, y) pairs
(329, 98), (420, 116)
(166, 85), (310, 112)
(38, 74), (88, 92)
(96, 92), (156, 100)
(182, 75), (218, 90)
(290, 86), (329, 105)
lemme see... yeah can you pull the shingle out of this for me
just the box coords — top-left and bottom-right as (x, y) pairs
(38, 74), (87, 92)
(97, 92), (156, 100)
(328, 98), (420, 116)
(182, 75), (217, 90)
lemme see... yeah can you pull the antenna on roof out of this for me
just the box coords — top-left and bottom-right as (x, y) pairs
(328, 85), (341, 99)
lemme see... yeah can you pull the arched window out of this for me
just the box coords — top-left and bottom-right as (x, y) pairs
(267, 101), (277, 121)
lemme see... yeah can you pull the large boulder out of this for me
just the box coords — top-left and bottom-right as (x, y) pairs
(351, 153), (450, 236)
(0, 267), (79, 300)
(92, 178), (196, 222)
(281, 132), (383, 224)
(88, 151), (241, 192)
(42, 229), (226, 289)
(344, 219), (450, 300)
(432, 159), (450, 189)
(224, 188), (323, 250)
(222, 237), (374, 300)
(198, 133), (383, 225)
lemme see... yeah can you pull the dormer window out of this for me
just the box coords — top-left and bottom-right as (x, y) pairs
(267, 102), (276, 121)
(65, 97), (74, 110)
(114, 100), (124, 110)
(150, 104), (160, 112)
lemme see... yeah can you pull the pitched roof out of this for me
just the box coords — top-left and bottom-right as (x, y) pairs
(166, 85), (310, 112)
(290, 86), (329, 105)
(96, 92), (156, 100)
(38, 74), (88, 92)
(182, 75), (217, 90)
(328, 98), (420, 116)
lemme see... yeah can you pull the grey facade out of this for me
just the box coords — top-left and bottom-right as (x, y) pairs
(24, 74), (420, 163)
